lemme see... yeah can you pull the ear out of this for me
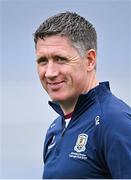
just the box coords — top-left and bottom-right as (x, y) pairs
(86, 49), (96, 71)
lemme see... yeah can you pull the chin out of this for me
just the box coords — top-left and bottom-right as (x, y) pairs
(51, 97), (66, 102)
(49, 94), (68, 102)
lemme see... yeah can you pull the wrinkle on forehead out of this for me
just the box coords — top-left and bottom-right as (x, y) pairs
(36, 36), (81, 60)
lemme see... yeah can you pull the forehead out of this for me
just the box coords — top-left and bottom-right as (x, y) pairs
(36, 35), (76, 56)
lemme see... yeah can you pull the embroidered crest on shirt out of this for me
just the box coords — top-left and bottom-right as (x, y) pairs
(74, 133), (88, 153)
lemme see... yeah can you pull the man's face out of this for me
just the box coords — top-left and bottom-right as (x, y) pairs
(36, 35), (92, 103)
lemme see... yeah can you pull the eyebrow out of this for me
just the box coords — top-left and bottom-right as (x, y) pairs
(36, 55), (68, 62)
(54, 55), (68, 60)
(36, 56), (47, 63)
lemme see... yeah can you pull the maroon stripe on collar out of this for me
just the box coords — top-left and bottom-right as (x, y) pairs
(64, 112), (73, 119)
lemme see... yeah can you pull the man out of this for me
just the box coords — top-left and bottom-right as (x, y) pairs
(34, 11), (131, 178)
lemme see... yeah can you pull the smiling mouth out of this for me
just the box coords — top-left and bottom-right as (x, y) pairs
(48, 81), (64, 90)
(48, 82), (62, 85)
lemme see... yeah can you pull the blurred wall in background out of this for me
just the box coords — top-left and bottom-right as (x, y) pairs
(1, 0), (131, 178)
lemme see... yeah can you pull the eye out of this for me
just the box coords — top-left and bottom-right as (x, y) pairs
(37, 57), (48, 65)
(54, 56), (68, 64)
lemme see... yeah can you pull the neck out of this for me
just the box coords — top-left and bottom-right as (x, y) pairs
(60, 72), (99, 115)
(60, 98), (78, 115)
(85, 71), (99, 93)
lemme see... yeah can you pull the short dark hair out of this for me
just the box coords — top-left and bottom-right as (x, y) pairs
(34, 11), (97, 57)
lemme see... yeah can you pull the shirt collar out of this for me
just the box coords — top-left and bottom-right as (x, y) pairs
(48, 81), (111, 118)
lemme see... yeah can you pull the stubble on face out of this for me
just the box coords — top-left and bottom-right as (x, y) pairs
(36, 36), (92, 112)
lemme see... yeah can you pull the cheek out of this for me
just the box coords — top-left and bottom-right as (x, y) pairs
(37, 66), (45, 79)
(73, 66), (87, 80)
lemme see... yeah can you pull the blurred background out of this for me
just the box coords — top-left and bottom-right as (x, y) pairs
(0, 0), (131, 178)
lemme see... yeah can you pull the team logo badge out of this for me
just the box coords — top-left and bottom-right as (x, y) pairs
(74, 133), (88, 153)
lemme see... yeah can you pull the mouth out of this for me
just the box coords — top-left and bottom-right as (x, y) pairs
(47, 81), (65, 90)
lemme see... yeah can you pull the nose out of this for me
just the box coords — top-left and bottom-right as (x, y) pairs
(45, 61), (58, 79)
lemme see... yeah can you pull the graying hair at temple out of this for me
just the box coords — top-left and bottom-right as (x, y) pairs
(34, 11), (97, 57)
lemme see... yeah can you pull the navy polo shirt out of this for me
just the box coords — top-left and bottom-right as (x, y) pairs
(43, 82), (131, 179)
